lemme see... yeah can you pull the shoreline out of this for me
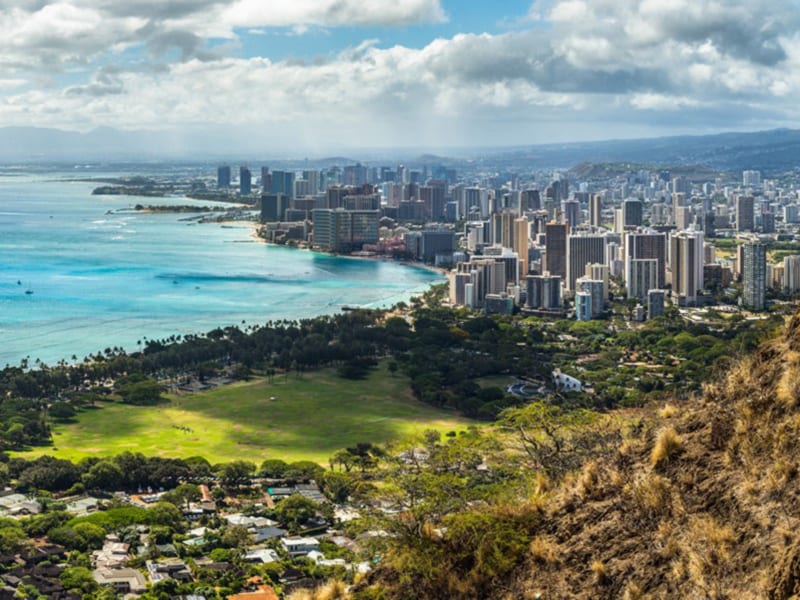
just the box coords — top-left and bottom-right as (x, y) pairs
(244, 222), (449, 277)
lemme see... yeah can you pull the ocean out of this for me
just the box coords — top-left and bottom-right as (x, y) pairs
(0, 166), (443, 367)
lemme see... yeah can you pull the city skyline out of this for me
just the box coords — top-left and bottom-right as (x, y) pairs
(2, 0), (800, 152)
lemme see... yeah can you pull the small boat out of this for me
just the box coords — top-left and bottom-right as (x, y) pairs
(24, 282), (33, 295)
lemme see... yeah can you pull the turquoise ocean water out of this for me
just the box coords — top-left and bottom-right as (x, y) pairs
(0, 167), (442, 367)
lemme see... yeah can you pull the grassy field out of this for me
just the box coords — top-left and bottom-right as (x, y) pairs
(20, 364), (471, 465)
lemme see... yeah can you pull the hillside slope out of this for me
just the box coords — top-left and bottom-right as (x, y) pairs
(352, 313), (800, 599)
(503, 314), (800, 599)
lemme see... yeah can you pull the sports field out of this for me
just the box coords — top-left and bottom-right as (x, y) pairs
(20, 364), (471, 465)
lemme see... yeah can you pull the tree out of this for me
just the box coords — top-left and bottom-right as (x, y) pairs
(0, 525), (26, 554)
(220, 524), (252, 549)
(60, 566), (100, 596)
(217, 460), (255, 488)
(500, 399), (620, 479)
(276, 494), (321, 531)
(260, 459), (288, 478)
(161, 483), (200, 509)
(48, 402), (76, 421)
(148, 502), (184, 530)
(117, 379), (164, 405)
(387, 360), (399, 377)
(83, 461), (124, 491)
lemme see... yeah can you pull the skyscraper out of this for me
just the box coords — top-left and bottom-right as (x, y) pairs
(670, 230), (704, 306)
(562, 199), (581, 229)
(742, 241), (766, 310)
(239, 166), (251, 196)
(514, 217), (530, 280)
(622, 199), (643, 228)
(271, 171), (296, 199)
(526, 274), (562, 310)
(217, 165), (231, 189)
(647, 289), (666, 319)
(577, 277), (605, 317)
(589, 194), (603, 229)
(624, 231), (667, 289)
(628, 259), (659, 301)
(575, 291), (592, 321)
(784, 255), (800, 293)
(545, 222), (569, 280)
(566, 234), (606, 291)
(736, 195), (755, 232)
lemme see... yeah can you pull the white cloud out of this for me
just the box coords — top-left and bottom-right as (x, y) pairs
(0, 0), (799, 146)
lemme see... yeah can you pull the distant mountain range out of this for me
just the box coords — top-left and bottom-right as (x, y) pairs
(2, 125), (800, 173)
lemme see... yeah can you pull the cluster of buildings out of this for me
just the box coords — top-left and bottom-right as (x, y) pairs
(216, 160), (800, 318)
(444, 167), (800, 318)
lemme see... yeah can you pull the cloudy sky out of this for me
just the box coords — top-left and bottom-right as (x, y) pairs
(2, 0), (800, 151)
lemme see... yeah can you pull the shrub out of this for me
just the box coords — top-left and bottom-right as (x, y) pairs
(650, 427), (683, 468)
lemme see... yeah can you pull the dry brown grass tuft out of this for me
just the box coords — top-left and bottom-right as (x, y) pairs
(288, 581), (349, 600)
(315, 581), (349, 600)
(651, 427), (683, 468)
(577, 460), (600, 500)
(591, 560), (608, 585)
(624, 473), (675, 526)
(660, 403), (679, 419)
(529, 535), (560, 566)
(533, 471), (550, 495)
(684, 517), (736, 595)
(776, 364), (800, 407)
(622, 581), (644, 600)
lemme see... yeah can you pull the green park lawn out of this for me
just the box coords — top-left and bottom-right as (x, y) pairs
(20, 364), (471, 465)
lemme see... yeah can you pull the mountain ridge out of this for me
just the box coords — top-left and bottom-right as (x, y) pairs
(1, 126), (800, 172)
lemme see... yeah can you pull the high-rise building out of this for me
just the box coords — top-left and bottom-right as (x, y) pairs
(562, 199), (581, 229)
(521, 189), (541, 212)
(670, 230), (704, 306)
(672, 176), (689, 196)
(628, 259), (659, 301)
(260, 193), (288, 222)
(589, 194), (603, 228)
(736, 195), (755, 232)
(419, 181), (446, 221)
(577, 277), (605, 317)
(514, 217), (530, 279)
(420, 230), (456, 262)
(784, 255), (800, 293)
(239, 166), (252, 196)
(624, 231), (667, 289)
(647, 289), (666, 319)
(525, 274), (562, 310)
(217, 165), (231, 189)
(271, 171), (296, 199)
(585, 263), (609, 301)
(622, 199), (643, 228)
(672, 192), (686, 225)
(566, 234), (606, 291)
(261, 167), (271, 193)
(743, 170), (762, 187)
(464, 187), (484, 218)
(545, 222), (569, 280)
(312, 208), (379, 253)
(302, 170), (320, 194)
(675, 206), (692, 230)
(575, 291), (592, 321)
(742, 241), (767, 310)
